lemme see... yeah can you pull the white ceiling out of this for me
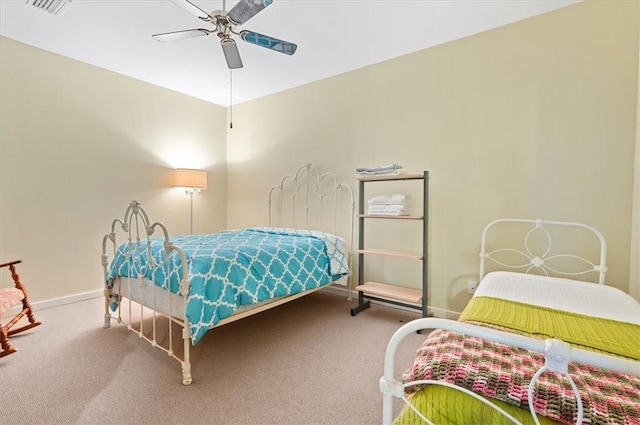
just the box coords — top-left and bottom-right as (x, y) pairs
(0, 0), (580, 106)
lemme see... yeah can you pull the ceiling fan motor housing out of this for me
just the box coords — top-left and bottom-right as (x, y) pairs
(213, 14), (232, 39)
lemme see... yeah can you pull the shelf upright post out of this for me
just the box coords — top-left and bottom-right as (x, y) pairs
(422, 170), (429, 318)
(351, 178), (372, 315)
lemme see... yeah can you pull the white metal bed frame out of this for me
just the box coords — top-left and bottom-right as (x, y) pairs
(381, 218), (639, 425)
(479, 218), (607, 285)
(101, 163), (354, 385)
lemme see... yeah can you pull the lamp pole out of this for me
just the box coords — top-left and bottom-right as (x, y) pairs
(189, 190), (195, 234)
(174, 168), (207, 235)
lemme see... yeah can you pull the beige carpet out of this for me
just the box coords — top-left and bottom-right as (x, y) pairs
(0, 292), (427, 425)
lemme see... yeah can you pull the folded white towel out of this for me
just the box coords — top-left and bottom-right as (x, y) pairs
(367, 204), (413, 215)
(369, 212), (409, 216)
(368, 204), (411, 211)
(367, 209), (411, 216)
(367, 194), (413, 206)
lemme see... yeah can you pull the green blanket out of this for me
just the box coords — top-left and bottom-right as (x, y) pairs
(459, 296), (640, 360)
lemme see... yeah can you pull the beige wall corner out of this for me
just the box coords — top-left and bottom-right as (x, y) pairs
(631, 1), (640, 302)
(226, 0), (639, 314)
(0, 37), (227, 302)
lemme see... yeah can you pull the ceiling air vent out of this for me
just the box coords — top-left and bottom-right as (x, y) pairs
(26, 0), (71, 15)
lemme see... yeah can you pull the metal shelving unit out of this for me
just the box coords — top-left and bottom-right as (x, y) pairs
(350, 171), (429, 317)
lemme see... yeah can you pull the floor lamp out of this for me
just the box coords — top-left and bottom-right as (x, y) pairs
(174, 168), (208, 234)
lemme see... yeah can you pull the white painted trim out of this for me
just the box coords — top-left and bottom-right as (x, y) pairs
(6, 285), (461, 322)
(3, 289), (103, 316)
(320, 284), (354, 299)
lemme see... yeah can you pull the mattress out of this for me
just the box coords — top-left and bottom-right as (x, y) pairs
(474, 271), (640, 323)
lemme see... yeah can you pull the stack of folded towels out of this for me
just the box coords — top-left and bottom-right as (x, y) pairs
(356, 164), (403, 177)
(367, 194), (413, 216)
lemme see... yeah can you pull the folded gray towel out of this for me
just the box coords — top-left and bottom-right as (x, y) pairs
(355, 164), (403, 174)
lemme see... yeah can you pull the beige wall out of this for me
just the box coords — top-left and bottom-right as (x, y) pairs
(0, 37), (228, 302)
(227, 1), (639, 314)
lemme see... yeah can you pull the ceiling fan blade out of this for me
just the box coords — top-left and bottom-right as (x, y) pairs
(227, 0), (273, 25)
(170, 0), (211, 21)
(221, 38), (244, 69)
(152, 29), (211, 42)
(239, 30), (297, 55)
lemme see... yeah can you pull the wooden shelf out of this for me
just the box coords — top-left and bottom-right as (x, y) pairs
(359, 214), (424, 220)
(355, 281), (422, 304)
(357, 173), (424, 182)
(357, 249), (423, 260)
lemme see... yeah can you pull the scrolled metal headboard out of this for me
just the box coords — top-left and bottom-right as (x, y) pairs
(267, 162), (355, 246)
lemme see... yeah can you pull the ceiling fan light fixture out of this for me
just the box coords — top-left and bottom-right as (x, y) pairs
(26, 0), (71, 15)
(221, 38), (243, 69)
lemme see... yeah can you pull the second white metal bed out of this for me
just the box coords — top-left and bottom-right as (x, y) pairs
(381, 219), (640, 424)
(101, 163), (354, 385)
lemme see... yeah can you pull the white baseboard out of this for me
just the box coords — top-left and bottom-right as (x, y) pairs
(319, 284), (356, 299)
(7, 285), (461, 321)
(321, 285), (462, 320)
(4, 289), (103, 316)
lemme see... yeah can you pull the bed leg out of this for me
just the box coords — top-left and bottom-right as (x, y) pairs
(181, 363), (192, 386)
(182, 328), (192, 385)
(103, 314), (111, 329)
(103, 289), (112, 329)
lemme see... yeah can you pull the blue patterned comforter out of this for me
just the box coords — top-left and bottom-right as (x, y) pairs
(107, 227), (349, 344)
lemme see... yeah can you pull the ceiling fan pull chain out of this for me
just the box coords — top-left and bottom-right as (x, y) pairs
(229, 69), (233, 129)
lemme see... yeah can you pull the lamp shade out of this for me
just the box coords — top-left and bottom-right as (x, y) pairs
(174, 168), (207, 190)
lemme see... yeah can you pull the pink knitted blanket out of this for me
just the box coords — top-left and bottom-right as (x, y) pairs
(402, 329), (640, 425)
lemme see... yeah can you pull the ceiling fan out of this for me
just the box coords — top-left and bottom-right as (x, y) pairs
(152, 0), (297, 69)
